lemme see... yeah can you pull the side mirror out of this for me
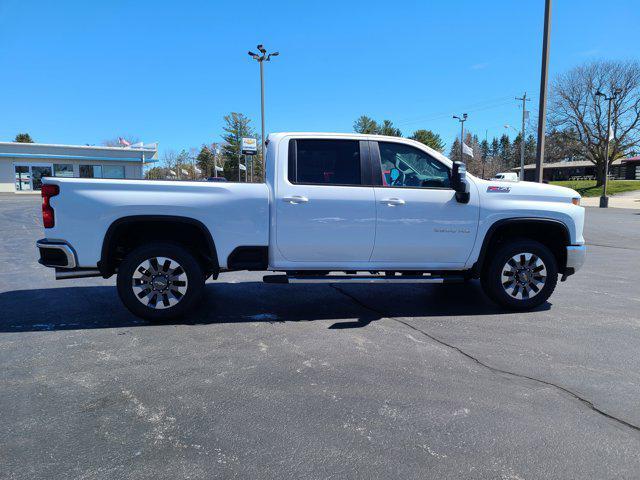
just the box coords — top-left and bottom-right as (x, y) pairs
(451, 161), (470, 204)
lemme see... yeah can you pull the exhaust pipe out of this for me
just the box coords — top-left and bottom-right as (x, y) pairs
(55, 268), (102, 280)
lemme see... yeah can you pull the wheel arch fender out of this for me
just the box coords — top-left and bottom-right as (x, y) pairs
(99, 215), (219, 276)
(472, 217), (571, 276)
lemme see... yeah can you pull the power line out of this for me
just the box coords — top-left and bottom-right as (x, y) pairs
(397, 98), (512, 126)
(395, 95), (518, 127)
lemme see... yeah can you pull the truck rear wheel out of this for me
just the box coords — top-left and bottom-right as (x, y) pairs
(481, 239), (558, 311)
(117, 243), (205, 321)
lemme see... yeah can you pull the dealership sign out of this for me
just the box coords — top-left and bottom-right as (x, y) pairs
(241, 137), (258, 155)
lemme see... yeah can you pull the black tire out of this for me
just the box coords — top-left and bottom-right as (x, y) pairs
(117, 243), (205, 321)
(481, 239), (558, 311)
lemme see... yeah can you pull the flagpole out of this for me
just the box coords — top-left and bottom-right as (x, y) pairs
(460, 122), (464, 160)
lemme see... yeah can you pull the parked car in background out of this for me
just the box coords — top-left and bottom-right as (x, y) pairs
(207, 177), (227, 182)
(37, 132), (585, 320)
(492, 172), (519, 182)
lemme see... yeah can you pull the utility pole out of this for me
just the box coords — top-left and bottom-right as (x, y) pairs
(516, 93), (529, 181)
(596, 88), (621, 208)
(453, 113), (468, 161)
(248, 45), (279, 181)
(482, 129), (488, 179)
(534, 0), (552, 183)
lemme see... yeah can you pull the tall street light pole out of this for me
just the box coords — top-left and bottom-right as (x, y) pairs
(248, 45), (279, 181)
(453, 113), (468, 161)
(534, 0), (552, 183)
(516, 92), (529, 181)
(595, 88), (621, 208)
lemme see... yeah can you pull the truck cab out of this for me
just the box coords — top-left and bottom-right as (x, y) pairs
(37, 132), (586, 320)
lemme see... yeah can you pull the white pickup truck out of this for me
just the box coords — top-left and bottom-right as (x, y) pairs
(37, 132), (586, 320)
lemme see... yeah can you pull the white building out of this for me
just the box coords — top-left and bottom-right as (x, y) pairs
(0, 142), (158, 193)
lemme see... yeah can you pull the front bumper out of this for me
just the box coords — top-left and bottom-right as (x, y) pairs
(563, 245), (586, 279)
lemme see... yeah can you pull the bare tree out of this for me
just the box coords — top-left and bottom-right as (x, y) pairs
(549, 60), (640, 184)
(161, 149), (179, 178)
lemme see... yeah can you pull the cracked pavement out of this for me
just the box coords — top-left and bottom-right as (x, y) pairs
(1, 195), (640, 479)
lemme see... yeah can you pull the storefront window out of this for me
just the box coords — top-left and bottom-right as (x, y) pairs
(103, 165), (125, 179)
(53, 164), (74, 177)
(14, 166), (31, 191)
(14, 164), (52, 191)
(31, 166), (52, 190)
(79, 165), (102, 178)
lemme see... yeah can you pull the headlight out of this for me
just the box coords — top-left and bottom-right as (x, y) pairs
(571, 197), (581, 206)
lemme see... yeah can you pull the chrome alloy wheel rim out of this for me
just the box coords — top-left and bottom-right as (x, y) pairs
(132, 257), (188, 309)
(501, 252), (547, 300)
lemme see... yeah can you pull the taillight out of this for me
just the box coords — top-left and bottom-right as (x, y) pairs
(41, 184), (59, 228)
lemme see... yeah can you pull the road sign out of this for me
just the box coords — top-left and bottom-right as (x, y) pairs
(241, 137), (258, 155)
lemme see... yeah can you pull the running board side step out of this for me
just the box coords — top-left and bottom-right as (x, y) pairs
(263, 274), (464, 284)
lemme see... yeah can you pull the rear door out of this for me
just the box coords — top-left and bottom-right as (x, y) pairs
(275, 138), (376, 263)
(370, 140), (479, 267)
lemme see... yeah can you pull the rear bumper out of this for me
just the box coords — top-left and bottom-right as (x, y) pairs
(563, 245), (586, 279)
(36, 239), (77, 269)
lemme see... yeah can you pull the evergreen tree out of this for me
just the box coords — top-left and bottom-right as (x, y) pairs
(221, 113), (255, 181)
(14, 133), (34, 143)
(145, 166), (172, 180)
(490, 138), (500, 159)
(449, 137), (462, 162)
(353, 115), (379, 134)
(379, 120), (402, 137)
(512, 133), (523, 169)
(409, 129), (445, 152)
(196, 145), (216, 177)
(499, 134), (512, 167)
(480, 139), (490, 161)
(353, 116), (402, 137)
(525, 134), (537, 164)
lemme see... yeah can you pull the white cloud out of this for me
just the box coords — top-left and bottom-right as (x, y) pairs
(470, 62), (489, 70)
(578, 48), (601, 57)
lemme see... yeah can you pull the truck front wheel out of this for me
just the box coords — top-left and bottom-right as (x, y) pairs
(481, 239), (558, 311)
(117, 243), (205, 321)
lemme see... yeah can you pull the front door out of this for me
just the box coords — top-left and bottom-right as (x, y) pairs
(14, 164), (53, 191)
(275, 139), (376, 263)
(370, 141), (478, 268)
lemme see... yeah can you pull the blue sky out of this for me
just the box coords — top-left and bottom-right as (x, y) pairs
(1, 0), (638, 156)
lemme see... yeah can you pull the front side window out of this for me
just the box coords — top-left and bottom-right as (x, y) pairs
(378, 142), (450, 189)
(290, 139), (361, 186)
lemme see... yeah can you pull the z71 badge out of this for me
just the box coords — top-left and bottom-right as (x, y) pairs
(487, 186), (511, 193)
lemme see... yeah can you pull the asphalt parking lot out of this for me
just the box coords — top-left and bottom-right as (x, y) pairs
(1, 194), (639, 479)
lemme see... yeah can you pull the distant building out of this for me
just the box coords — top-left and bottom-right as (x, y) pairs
(513, 157), (640, 182)
(0, 142), (158, 193)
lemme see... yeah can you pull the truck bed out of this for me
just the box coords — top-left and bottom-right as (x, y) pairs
(44, 178), (270, 268)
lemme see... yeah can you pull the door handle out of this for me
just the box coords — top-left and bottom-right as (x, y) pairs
(282, 195), (309, 204)
(380, 197), (405, 206)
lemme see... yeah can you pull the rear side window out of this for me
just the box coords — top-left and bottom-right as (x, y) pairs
(289, 139), (361, 186)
